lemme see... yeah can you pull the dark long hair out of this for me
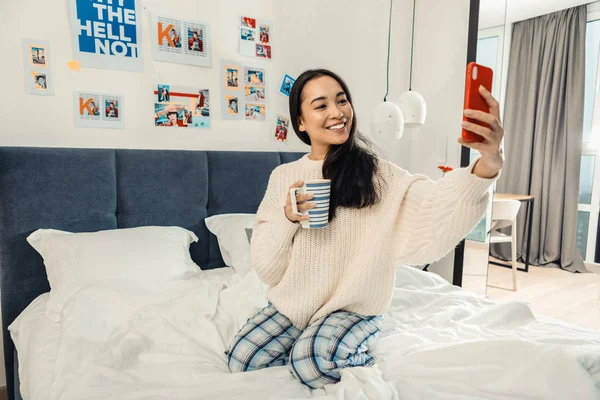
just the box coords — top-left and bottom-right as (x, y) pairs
(289, 69), (381, 222)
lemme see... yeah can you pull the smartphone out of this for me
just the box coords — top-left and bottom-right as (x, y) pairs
(462, 62), (493, 142)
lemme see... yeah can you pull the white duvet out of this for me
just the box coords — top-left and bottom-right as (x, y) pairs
(10, 266), (600, 400)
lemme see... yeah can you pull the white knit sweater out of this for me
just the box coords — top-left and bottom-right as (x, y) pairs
(251, 154), (497, 329)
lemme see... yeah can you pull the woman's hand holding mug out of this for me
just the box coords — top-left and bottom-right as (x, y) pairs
(285, 181), (315, 223)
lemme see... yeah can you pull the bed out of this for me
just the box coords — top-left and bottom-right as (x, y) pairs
(1, 146), (599, 400)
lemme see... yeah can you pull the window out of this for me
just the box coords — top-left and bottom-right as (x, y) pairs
(583, 19), (600, 145)
(578, 6), (600, 262)
(579, 155), (595, 205)
(476, 36), (500, 98)
(578, 211), (590, 260)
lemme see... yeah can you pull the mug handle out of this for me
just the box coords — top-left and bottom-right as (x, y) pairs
(289, 187), (305, 216)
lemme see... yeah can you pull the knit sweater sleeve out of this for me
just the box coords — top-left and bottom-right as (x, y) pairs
(390, 158), (498, 266)
(251, 167), (300, 286)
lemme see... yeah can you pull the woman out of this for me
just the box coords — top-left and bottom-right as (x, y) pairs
(195, 90), (205, 114)
(35, 75), (47, 90)
(166, 111), (178, 126)
(226, 69), (504, 389)
(170, 28), (181, 48)
(158, 86), (170, 103)
(89, 101), (99, 116)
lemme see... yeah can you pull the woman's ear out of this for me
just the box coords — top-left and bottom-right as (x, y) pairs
(298, 117), (305, 132)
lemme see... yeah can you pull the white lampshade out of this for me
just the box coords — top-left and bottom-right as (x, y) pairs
(398, 90), (426, 128)
(369, 101), (405, 140)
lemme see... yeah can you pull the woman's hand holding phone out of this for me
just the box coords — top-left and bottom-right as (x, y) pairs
(459, 84), (505, 179)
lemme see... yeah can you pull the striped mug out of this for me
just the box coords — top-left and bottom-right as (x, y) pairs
(290, 179), (331, 229)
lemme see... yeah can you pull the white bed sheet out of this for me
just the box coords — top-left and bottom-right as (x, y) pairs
(10, 266), (600, 400)
(9, 293), (58, 400)
(9, 267), (237, 400)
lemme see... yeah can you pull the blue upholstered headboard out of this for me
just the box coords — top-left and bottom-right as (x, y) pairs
(0, 146), (305, 399)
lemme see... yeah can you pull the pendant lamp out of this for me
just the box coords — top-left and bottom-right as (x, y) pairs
(370, 102), (405, 139)
(370, 0), (405, 140)
(398, 0), (426, 128)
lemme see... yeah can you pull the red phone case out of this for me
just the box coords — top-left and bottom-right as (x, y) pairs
(462, 62), (493, 142)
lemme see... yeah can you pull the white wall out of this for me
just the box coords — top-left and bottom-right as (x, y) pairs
(275, 0), (414, 163)
(398, 0), (472, 282)
(0, 0), (471, 167)
(0, 0), (474, 387)
(0, 0), (312, 151)
(480, 0), (509, 29)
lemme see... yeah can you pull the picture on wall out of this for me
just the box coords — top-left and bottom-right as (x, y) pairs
(245, 103), (266, 121)
(151, 14), (212, 67)
(272, 113), (290, 143)
(245, 86), (265, 102)
(73, 91), (124, 128)
(256, 44), (271, 59)
(239, 15), (272, 60)
(155, 16), (182, 51)
(241, 16), (256, 29)
(220, 59), (268, 121)
(225, 65), (240, 89)
(30, 46), (46, 66)
(21, 39), (54, 96)
(279, 74), (295, 97)
(68, 0), (143, 71)
(153, 84), (210, 128)
(259, 24), (270, 44)
(104, 96), (121, 119)
(240, 28), (254, 41)
(244, 67), (265, 86)
(226, 95), (239, 115)
(33, 73), (47, 90)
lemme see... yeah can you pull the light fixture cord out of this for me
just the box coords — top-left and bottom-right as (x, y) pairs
(384, 0), (393, 102)
(409, 0), (416, 91)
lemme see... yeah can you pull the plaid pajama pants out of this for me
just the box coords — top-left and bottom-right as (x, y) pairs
(226, 303), (383, 389)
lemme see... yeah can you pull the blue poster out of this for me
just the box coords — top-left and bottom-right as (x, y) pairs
(69, 0), (143, 71)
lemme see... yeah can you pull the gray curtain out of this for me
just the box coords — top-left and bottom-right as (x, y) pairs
(491, 5), (587, 273)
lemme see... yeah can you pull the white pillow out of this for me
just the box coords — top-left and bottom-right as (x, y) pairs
(27, 226), (200, 322)
(205, 213), (255, 272)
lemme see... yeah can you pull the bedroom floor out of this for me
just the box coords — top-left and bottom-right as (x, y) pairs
(463, 241), (600, 332)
